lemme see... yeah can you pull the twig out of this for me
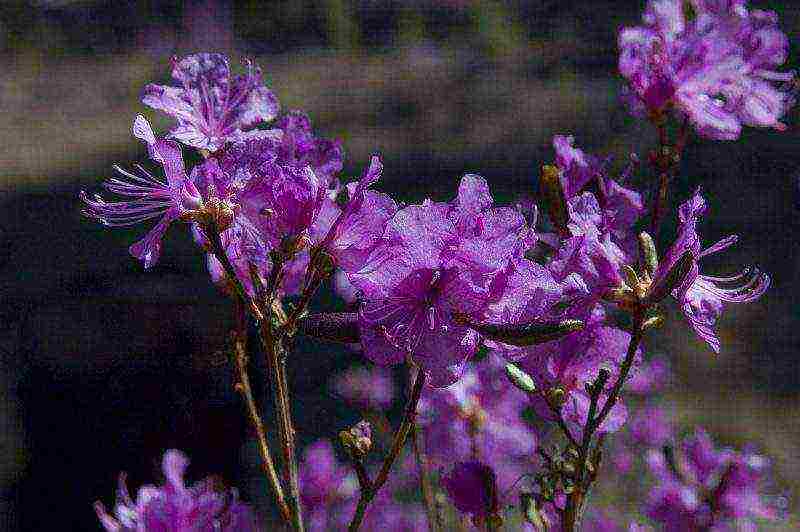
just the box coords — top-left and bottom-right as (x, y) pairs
(258, 321), (305, 532)
(562, 313), (645, 532)
(411, 422), (438, 532)
(231, 303), (291, 524)
(348, 370), (427, 532)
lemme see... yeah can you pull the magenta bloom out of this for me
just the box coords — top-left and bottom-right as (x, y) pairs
(418, 354), (538, 495)
(95, 449), (257, 532)
(552, 135), (644, 251)
(319, 156), (398, 273)
(516, 305), (638, 436)
(143, 53), (279, 152)
(81, 115), (196, 269)
(619, 0), (794, 140)
(646, 429), (778, 531)
(441, 461), (499, 521)
(653, 189), (769, 352)
(350, 175), (526, 387)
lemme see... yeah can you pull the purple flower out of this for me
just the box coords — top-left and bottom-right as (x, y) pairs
(645, 429), (779, 530)
(350, 175), (525, 387)
(274, 111), (344, 188)
(550, 136), (644, 254)
(331, 365), (397, 410)
(441, 461), (499, 522)
(652, 189), (769, 352)
(418, 354), (537, 490)
(619, 0), (795, 140)
(95, 449), (258, 532)
(143, 53), (279, 152)
(319, 156), (398, 273)
(516, 304), (639, 436)
(81, 115), (195, 269)
(299, 440), (355, 531)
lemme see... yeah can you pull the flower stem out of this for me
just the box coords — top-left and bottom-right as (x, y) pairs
(258, 320), (305, 532)
(231, 303), (291, 524)
(348, 369), (427, 532)
(562, 312), (645, 532)
(411, 422), (438, 532)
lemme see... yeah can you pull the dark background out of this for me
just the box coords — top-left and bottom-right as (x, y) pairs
(0, 1), (798, 530)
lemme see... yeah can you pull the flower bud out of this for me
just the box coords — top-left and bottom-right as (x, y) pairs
(505, 363), (537, 394)
(638, 231), (659, 277)
(339, 420), (372, 459)
(540, 164), (568, 233)
(471, 319), (584, 347)
(546, 387), (567, 408)
(647, 250), (694, 304)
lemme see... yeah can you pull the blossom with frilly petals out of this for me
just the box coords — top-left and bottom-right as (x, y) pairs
(81, 115), (196, 269)
(143, 53), (279, 151)
(652, 189), (769, 352)
(319, 156), (398, 273)
(645, 429), (779, 531)
(619, 0), (795, 140)
(95, 449), (257, 531)
(275, 111), (344, 188)
(418, 354), (537, 490)
(552, 135), (644, 253)
(350, 175), (526, 386)
(515, 305), (639, 436)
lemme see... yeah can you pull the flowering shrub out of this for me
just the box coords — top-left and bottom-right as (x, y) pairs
(86, 1), (794, 530)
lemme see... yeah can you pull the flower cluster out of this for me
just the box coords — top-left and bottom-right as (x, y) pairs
(619, 0), (795, 139)
(95, 450), (258, 532)
(82, 0), (793, 526)
(645, 429), (779, 531)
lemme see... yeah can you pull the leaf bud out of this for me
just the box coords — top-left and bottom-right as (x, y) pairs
(505, 363), (537, 394)
(638, 231), (659, 277)
(647, 250), (694, 304)
(540, 164), (569, 234)
(339, 420), (372, 460)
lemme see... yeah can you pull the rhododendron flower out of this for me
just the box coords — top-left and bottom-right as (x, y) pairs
(515, 305), (639, 436)
(441, 461), (499, 522)
(619, 0), (795, 139)
(95, 449), (257, 531)
(350, 175), (526, 387)
(319, 156), (398, 273)
(646, 429), (778, 531)
(418, 354), (538, 489)
(652, 189), (769, 352)
(143, 53), (279, 151)
(81, 115), (196, 269)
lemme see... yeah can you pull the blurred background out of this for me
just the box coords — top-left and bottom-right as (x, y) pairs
(0, 0), (798, 530)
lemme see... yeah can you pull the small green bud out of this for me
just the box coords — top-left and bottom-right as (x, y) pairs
(505, 363), (538, 394)
(621, 264), (641, 290)
(638, 231), (659, 277)
(546, 387), (566, 408)
(521, 492), (550, 530)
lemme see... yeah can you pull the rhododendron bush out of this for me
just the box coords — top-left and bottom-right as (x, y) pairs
(83, 1), (794, 530)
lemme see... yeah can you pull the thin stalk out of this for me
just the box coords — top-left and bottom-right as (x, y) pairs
(231, 304), (291, 524)
(562, 313), (645, 532)
(258, 322), (305, 532)
(411, 422), (438, 532)
(348, 370), (427, 532)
